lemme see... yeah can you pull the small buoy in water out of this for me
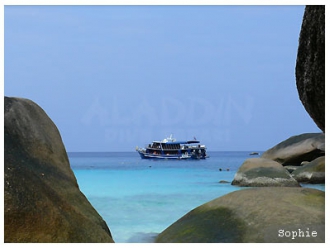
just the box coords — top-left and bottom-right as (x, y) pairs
(226, 168), (229, 171)
(219, 168), (222, 171)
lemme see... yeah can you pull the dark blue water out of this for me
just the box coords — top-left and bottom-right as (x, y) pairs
(69, 151), (324, 243)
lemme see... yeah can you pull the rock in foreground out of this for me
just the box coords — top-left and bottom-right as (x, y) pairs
(231, 158), (300, 187)
(4, 97), (114, 243)
(156, 188), (324, 243)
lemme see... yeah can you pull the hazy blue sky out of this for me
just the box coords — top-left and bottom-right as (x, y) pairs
(4, 5), (321, 152)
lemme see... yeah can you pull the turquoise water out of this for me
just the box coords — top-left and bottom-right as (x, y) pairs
(69, 151), (325, 243)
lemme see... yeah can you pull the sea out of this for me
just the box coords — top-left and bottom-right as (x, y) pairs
(68, 151), (325, 243)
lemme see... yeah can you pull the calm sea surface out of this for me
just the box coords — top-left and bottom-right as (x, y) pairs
(69, 151), (325, 243)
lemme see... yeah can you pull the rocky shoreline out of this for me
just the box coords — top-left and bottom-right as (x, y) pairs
(232, 133), (325, 187)
(155, 131), (325, 243)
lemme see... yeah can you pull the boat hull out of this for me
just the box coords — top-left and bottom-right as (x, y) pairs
(137, 150), (206, 160)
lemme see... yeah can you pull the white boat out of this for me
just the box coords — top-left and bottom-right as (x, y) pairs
(136, 135), (208, 160)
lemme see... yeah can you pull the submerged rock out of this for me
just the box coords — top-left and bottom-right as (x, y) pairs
(231, 158), (300, 187)
(4, 97), (114, 243)
(292, 156), (325, 184)
(296, 6), (325, 132)
(155, 187), (325, 243)
(261, 133), (325, 166)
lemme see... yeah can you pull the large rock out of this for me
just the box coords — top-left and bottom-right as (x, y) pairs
(261, 133), (325, 166)
(295, 6), (325, 132)
(4, 97), (114, 243)
(292, 156), (325, 184)
(155, 187), (325, 243)
(231, 158), (300, 187)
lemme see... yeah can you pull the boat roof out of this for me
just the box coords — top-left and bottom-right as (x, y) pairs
(152, 140), (200, 144)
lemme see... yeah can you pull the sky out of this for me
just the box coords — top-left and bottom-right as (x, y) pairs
(4, 4), (322, 152)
